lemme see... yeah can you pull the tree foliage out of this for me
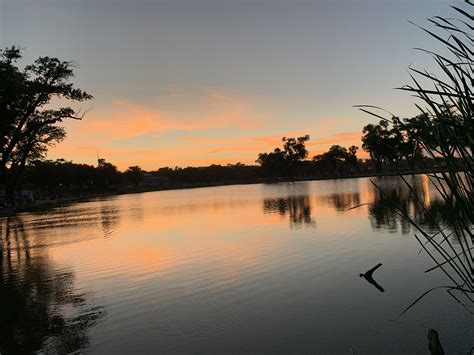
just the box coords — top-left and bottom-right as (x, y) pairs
(361, 115), (429, 172)
(313, 144), (359, 174)
(256, 135), (310, 178)
(358, 1), (473, 313)
(125, 166), (144, 187)
(97, 158), (121, 188)
(0, 46), (92, 205)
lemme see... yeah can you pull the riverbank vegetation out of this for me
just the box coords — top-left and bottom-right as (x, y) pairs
(357, 1), (473, 315)
(2, 143), (454, 211)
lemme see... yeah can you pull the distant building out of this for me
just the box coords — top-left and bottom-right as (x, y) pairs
(142, 174), (170, 188)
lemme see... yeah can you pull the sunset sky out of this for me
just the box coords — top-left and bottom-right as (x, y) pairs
(1, 0), (447, 170)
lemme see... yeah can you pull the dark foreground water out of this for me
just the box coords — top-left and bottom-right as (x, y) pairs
(1, 175), (472, 354)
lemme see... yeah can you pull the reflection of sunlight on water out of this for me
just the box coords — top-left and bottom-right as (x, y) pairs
(423, 174), (431, 206)
(1, 175), (471, 353)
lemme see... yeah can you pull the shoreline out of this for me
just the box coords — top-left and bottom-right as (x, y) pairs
(0, 168), (449, 217)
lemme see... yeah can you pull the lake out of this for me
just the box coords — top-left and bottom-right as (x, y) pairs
(1, 175), (472, 353)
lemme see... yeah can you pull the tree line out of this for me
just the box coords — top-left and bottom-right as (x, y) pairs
(22, 159), (262, 198)
(18, 138), (447, 204)
(24, 159), (146, 192)
(254, 116), (453, 180)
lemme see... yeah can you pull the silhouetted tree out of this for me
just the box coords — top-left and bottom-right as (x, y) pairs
(125, 165), (144, 187)
(256, 148), (288, 178)
(153, 164), (261, 186)
(313, 144), (360, 175)
(392, 116), (428, 170)
(361, 112), (466, 173)
(257, 135), (310, 178)
(97, 159), (120, 188)
(362, 120), (404, 172)
(282, 135), (310, 167)
(8, 125), (65, 197)
(25, 159), (98, 192)
(0, 46), (92, 205)
(346, 145), (359, 168)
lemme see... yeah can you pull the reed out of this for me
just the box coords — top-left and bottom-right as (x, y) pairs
(358, 1), (473, 314)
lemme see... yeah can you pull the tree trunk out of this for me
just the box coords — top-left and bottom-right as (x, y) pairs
(4, 164), (25, 208)
(5, 181), (15, 207)
(375, 159), (383, 174)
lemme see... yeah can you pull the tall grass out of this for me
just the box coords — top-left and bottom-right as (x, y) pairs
(359, 1), (473, 314)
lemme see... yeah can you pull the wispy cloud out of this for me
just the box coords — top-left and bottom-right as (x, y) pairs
(74, 90), (268, 143)
(308, 131), (362, 147)
(49, 87), (366, 169)
(49, 129), (365, 169)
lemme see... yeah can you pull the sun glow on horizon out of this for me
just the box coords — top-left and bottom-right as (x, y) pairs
(48, 92), (367, 170)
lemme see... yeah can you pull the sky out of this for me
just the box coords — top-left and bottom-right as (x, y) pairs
(1, 0), (450, 170)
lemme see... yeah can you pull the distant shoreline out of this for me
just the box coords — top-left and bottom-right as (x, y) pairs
(0, 167), (451, 217)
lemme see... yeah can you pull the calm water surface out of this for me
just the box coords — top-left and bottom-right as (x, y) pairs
(1, 176), (472, 353)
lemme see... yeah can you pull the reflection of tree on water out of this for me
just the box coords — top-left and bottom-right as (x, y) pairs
(362, 176), (473, 316)
(0, 217), (105, 354)
(100, 202), (120, 238)
(416, 197), (470, 233)
(366, 176), (464, 235)
(325, 192), (361, 212)
(367, 184), (417, 235)
(263, 195), (315, 228)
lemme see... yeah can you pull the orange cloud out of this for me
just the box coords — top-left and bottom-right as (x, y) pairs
(48, 86), (367, 169)
(50, 128), (366, 170)
(179, 137), (233, 145)
(180, 131), (364, 162)
(69, 91), (268, 143)
(308, 131), (362, 147)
